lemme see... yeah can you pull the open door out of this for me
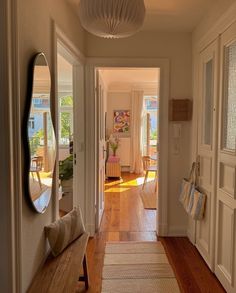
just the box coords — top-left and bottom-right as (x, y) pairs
(95, 70), (105, 229)
(57, 43), (85, 218)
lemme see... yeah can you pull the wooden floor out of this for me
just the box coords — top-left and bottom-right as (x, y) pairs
(77, 173), (225, 293)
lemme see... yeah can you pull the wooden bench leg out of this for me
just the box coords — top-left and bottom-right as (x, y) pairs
(83, 255), (89, 290)
(79, 254), (89, 290)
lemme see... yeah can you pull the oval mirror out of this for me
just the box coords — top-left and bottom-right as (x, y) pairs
(24, 53), (56, 213)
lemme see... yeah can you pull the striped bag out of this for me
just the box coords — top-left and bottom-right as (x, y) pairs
(188, 187), (206, 220)
(179, 163), (196, 211)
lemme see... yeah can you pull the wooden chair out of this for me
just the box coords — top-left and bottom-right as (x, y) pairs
(30, 156), (43, 189)
(142, 156), (158, 192)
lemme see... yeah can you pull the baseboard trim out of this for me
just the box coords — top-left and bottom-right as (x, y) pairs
(85, 223), (95, 237)
(187, 228), (196, 244)
(167, 226), (187, 237)
(121, 166), (130, 172)
(157, 223), (168, 236)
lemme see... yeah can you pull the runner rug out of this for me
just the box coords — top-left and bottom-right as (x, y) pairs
(101, 242), (180, 293)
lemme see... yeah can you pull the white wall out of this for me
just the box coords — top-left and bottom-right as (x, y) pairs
(193, 0), (236, 45)
(86, 31), (192, 235)
(18, 1), (85, 291)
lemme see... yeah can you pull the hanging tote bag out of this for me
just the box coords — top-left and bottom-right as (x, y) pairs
(179, 163), (196, 212)
(185, 162), (207, 220)
(189, 188), (206, 220)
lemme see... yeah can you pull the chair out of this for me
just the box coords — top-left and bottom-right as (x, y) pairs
(142, 156), (158, 192)
(30, 156), (43, 189)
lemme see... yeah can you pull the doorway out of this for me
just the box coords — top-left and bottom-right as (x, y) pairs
(85, 58), (169, 237)
(56, 41), (85, 217)
(95, 67), (160, 234)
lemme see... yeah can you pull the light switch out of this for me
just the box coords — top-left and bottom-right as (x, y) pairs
(78, 142), (84, 152)
(173, 123), (181, 138)
(172, 138), (180, 155)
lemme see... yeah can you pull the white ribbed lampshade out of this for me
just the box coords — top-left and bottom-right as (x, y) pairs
(79, 0), (146, 39)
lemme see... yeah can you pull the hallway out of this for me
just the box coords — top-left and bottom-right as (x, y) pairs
(77, 173), (225, 293)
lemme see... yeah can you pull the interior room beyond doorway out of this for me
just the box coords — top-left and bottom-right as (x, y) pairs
(97, 67), (160, 233)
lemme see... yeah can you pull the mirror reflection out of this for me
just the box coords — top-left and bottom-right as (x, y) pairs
(27, 53), (56, 213)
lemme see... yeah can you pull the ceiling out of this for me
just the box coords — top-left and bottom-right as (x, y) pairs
(99, 68), (160, 88)
(68, 0), (215, 32)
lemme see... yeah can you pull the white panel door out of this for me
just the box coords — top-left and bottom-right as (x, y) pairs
(215, 23), (236, 293)
(196, 40), (219, 270)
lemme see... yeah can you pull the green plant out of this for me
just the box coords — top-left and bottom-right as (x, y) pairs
(108, 134), (120, 155)
(59, 155), (73, 181)
(150, 129), (157, 140)
(29, 129), (44, 155)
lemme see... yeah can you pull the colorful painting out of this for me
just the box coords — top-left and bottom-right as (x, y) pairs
(113, 110), (130, 133)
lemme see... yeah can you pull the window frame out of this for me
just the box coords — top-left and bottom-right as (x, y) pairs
(58, 94), (73, 147)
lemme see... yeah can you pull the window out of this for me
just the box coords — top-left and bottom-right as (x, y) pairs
(202, 59), (213, 146)
(142, 96), (159, 156)
(59, 95), (73, 146)
(223, 41), (236, 150)
(28, 117), (35, 129)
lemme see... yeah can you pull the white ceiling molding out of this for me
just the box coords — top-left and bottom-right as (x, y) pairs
(107, 81), (158, 94)
(193, 0), (236, 53)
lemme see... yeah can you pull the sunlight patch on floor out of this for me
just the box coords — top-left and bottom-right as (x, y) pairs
(105, 179), (123, 187)
(104, 173), (157, 191)
(105, 187), (130, 193)
(120, 173), (156, 187)
(120, 178), (144, 187)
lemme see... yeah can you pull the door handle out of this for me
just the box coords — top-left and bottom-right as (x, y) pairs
(196, 155), (200, 177)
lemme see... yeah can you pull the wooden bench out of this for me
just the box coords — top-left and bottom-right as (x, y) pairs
(28, 232), (89, 293)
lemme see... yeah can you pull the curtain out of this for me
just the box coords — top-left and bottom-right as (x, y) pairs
(130, 90), (144, 174)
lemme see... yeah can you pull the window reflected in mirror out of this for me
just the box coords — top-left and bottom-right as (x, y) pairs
(26, 53), (56, 213)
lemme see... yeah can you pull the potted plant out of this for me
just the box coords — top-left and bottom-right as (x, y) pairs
(59, 155), (73, 193)
(108, 134), (120, 156)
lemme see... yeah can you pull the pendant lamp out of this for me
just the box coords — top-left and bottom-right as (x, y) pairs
(79, 0), (146, 39)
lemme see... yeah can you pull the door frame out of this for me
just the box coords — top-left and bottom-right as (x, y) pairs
(0, 0), (23, 292)
(0, 0), (22, 292)
(53, 24), (86, 219)
(85, 58), (170, 236)
(95, 71), (106, 229)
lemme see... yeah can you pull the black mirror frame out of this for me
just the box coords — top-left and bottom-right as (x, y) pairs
(22, 52), (56, 214)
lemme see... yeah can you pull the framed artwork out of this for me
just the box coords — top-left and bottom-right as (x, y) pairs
(113, 110), (130, 133)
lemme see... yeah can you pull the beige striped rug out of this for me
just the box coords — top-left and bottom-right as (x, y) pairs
(102, 242), (180, 293)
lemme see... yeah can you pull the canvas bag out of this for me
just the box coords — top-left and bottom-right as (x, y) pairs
(187, 166), (207, 220)
(182, 162), (207, 220)
(189, 188), (206, 220)
(179, 162), (196, 212)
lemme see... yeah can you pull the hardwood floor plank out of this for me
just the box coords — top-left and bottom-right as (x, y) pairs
(77, 173), (225, 293)
(161, 237), (225, 293)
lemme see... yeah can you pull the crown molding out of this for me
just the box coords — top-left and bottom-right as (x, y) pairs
(193, 1), (236, 53)
(107, 81), (158, 94)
